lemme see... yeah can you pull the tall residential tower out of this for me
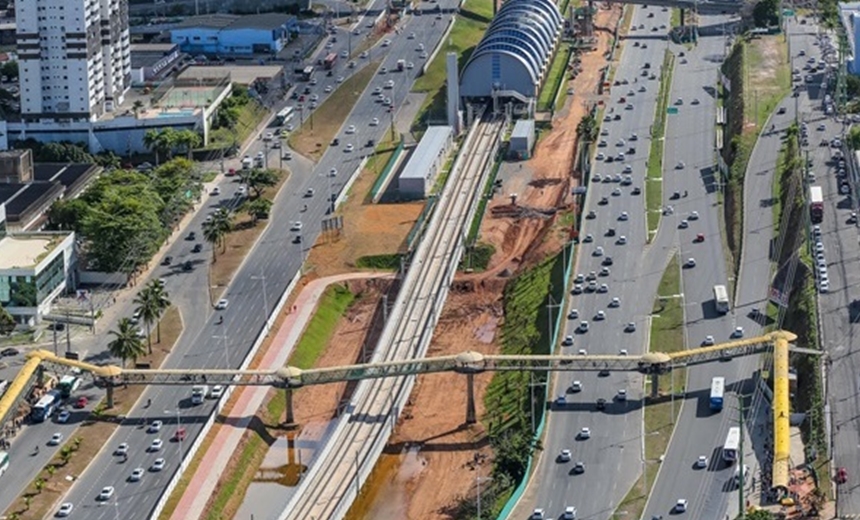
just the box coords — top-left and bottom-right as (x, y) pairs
(14, 0), (131, 123)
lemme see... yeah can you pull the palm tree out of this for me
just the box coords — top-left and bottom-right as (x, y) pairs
(132, 100), (144, 119)
(133, 281), (171, 352)
(202, 219), (225, 263)
(107, 318), (146, 367)
(176, 130), (202, 159)
(143, 129), (162, 165)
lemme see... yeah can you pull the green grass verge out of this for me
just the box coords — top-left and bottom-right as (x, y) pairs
(670, 8), (681, 27)
(537, 43), (571, 112)
(615, 254), (685, 519)
(356, 253), (401, 270)
(290, 284), (357, 369)
(411, 0), (493, 131)
(646, 50), (675, 240)
(466, 156), (502, 243)
(460, 243), (495, 272)
(207, 101), (267, 150)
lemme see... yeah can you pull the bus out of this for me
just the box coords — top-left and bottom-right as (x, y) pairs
(274, 106), (294, 126)
(709, 377), (725, 411)
(810, 185), (824, 224)
(300, 65), (314, 81)
(57, 375), (81, 399)
(0, 451), (8, 478)
(30, 390), (61, 423)
(323, 52), (337, 70)
(713, 285), (730, 314)
(723, 426), (741, 463)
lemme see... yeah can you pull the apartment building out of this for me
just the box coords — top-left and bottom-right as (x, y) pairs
(14, 0), (131, 123)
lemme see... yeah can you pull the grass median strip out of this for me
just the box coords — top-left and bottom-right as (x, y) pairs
(614, 254), (685, 520)
(289, 61), (380, 159)
(646, 49), (675, 241)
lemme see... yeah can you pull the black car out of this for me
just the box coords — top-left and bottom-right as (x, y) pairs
(602, 256), (613, 266)
(161, 256), (173, 266)
(586, 210), (596, 220)
(182, 261), (193, 271)
(606, 228), (616, 237)
(631, 187), (642, 195)
(1, 347), (20, 357)
(186, 231), (196, 241)
(332, 138), (340, 146)
(192, 243), (203, 253)
(596, 398), (607, 410)
(599, 197), (609, 205)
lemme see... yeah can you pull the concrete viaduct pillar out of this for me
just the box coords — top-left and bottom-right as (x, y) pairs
(465, 373), (476, 424)
(285, 387), (295, 425)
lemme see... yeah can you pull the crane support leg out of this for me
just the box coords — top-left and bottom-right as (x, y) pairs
(650, 374), (660, 398)
(106, 385), (114, 409)
(285, 387), (295, 425)
(680, 8), (686, 25)
(465, 373), (477, 424)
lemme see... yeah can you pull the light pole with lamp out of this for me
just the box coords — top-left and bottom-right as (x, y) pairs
(476, 476), (492, 519)
(165, 408), (184, 469)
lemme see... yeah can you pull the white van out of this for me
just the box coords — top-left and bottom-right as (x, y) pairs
(733, 464), (749, 486)
(191, 385), (208, 405)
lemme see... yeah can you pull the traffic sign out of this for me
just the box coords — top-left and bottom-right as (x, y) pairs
(667, 107), (679, 115)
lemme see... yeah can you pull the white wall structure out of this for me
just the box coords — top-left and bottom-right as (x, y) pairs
(446, 52), (461, 134)
(398, 126), (454, 199)
(458, 0), (562, 101)
(14, 0), (131, 123)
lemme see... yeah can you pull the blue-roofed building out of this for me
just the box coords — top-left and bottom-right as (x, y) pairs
(170, 13), (298, 56)
(459, 0), (563, 101)
(398, 126), (454, 199)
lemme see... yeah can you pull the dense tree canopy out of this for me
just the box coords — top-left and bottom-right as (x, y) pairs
(47, 158), (202, 273)
(752, 0), (779, 27)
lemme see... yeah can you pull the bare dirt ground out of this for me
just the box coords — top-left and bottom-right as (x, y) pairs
(304, 166), (424, 279)
(367, 6), (625, 519)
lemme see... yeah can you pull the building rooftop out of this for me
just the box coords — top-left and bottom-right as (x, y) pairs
(0, 150), (28, 159)
(400, 126), (453, 181)
(0, 233), (68, 270)
(172, 13), (294, 32)
(179, 65), (282, 85)
(511, 119), (535, 139)
(131, 43), (179, 53)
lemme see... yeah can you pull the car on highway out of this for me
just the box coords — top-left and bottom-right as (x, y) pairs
(578, 427), (591, 440)
(583, 233), (593, 243)
(215, 299), (229, 310)
(572, 461), (585, 474)
(694, 233), (705, 243)
(97, 486), (115, 501)
(578, 321), (589, 333)
(675, 499), (688, 513)
(345, 124), (356, 134)
(210, 385), (225, 398)
(617, 235), (627, 245)
(531, 509), (546, 520)
(618, 211), (629, 221)
(703, 335), (715, 346)
(593, 246), (604, 256)
(151, 458), (166, 472)
(625, 322), (636, 333)
(561, 335), (574, 346)
(732, 326), (744, 338)
(192, 243), (203, 253)
(56, 503), (74, 517)
(595, 310), (606, 321)
(567, 309), (579, 319)
(696, 455), (708, 468)
(345, 143), (354, 152)
(684, 258), (696, 268)
(571, 284), (583, 295)
(370, 117), (379, 126)
(149, 439), (163, 452)
(148, 420), (163, 433)
(382, 38), (391, 46)
(74, 396), (88, 409)
(48, 432), (63, 446)
(609, 297), (620, 308)
(129, 467), (145, 482)
(563, 506), (577, 519)
(596, 398), (606, 410)
(570, 380), (582, 393)
(558, 449), (572, 462)
(291, 221), (303, 231)
(56, 410), (71, 423)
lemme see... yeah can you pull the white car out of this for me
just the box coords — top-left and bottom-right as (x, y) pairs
(703, 335), (715, 346)
(49, 432), (63, 446)
(593, 246), (604, 257)
(210, 186), (221, 196)
(148, 420), (163, 433)
(609, 297), (620, 307)
(679, 219), (689, 229)
(562, 335), (574, 346)
(337, 76), (345, 84)
(570, 381), (582, 392)
(732, 326), (744, 338)
(385, 79), (395, 89)
(57, 410), (71, 423)
(558, 449), (572, 462)
(675, 499), (688, 512)
(56, 503), (74, 517)
(617, 235), (627, 245)
(532, 509), (546, 520)
(595, 310), (606, 320)
(344, 143), (354, 152)
(115, 443), (129, 456)
(567, 309), (579, 319)
(578, 427), (591, 439)
(149, 439), (163, 452)
(370, 117), (379, 126)
(689, 211), (699, 220)
(696, 455), (708, 468)
(215, 299), (229, 310)
(407, 62), (414, 69)
(563, 506), (577, 519)
(210, 385), (225, 398)
(382, 38), (392, 47)
(151, 458), (166, 472)
(619, 349), (628, 355)
(617, 389), (628, 401)
(291, 221), (303, 231)
(129, 467), (145, 482)
(324, 85), (333, 93)
(579, 321), (589, 332)
(345, 124), (356, 134)
(97, 486), (115, 501)
(685, 258), (696, 268)
(619, 211), (629, 221)
(360, 51), (368, 58)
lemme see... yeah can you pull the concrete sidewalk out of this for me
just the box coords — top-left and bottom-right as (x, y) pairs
(169, 271), (391, 520)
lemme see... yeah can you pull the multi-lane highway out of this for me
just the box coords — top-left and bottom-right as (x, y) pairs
(516, 6), (673, 519)
(0, 3), (465, 519)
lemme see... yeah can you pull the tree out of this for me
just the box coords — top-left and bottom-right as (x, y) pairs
(143, 129), (162, 165)
(107, 318), (147, 366)
(133, 281), (170, 353)
(242, 198), (273, 224)
(0, 305), (15, 335)
(132, 100), (144, 119)
(202, 208), (233, 261)
(752, 0), (779, 27)
(1, 61), (18, 81)
(174, 129), (202, 159)
(742, 510), (775, 520)
(244, 168), (281, 199)
(847, 126), (860, 150)
(202, 219), (226, 263)
(38, 142), (94, 163)
(576, 113), (598, 143)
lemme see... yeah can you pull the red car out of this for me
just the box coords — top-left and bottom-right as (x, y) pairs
(173, 428), (187, 441)
(74, 396), (88, 409)
(837, 467), (848, 484)
(694, 233), (705, 243)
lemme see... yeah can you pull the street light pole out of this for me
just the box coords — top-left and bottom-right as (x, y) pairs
(165, 408), (183, 469)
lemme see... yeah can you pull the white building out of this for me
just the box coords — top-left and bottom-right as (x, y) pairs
(14, 0), (131, 123)
(398, 126), (454, 199)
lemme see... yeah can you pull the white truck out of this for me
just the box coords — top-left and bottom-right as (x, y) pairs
(191, 385), (209, 405)
(241, 155), (252, 170)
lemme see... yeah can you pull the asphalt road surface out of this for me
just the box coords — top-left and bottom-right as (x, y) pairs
(517, 7), (675, 519)
(4, 4), (464, 519)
